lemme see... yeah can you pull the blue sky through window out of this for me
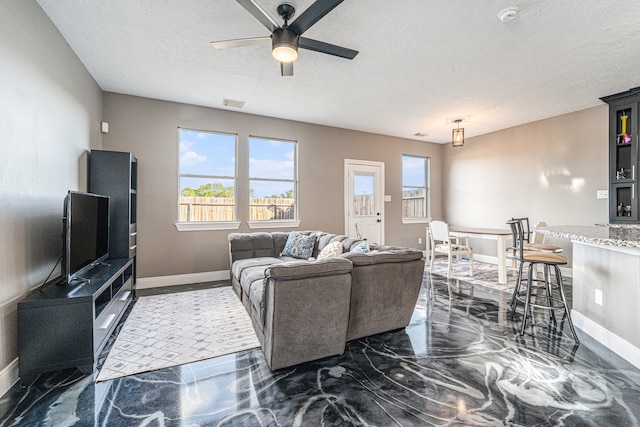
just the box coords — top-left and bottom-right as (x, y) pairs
(178, 130), (296, 198)
(249, 137), (295, 198)
(179, 129), (236, 194)
(402, 155), (427, 187)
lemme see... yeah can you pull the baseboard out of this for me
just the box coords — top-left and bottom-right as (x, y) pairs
(572, 310), (640, 370)
(136, 270), (230, 290)
(473, 254), (498, 265)
(0, 358), (19, 397)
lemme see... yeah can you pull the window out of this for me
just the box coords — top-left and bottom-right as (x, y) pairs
(177, 129), (237, 228)
(249, 137), (297, 226)
(402, 155), (430, 222)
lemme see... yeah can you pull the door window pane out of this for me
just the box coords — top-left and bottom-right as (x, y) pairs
(353, 173), (375, 216)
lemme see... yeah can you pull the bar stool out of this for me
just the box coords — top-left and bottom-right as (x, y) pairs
(507, 219), (579, 343)
(512, 217), (563, 253)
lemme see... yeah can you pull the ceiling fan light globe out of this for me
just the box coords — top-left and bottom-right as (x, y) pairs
(272, 46), (298, 63)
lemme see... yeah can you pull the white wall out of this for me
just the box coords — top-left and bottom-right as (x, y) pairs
(0, 0), (103, 391)
(442, 106), (609, 264)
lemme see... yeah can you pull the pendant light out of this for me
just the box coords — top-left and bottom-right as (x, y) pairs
(452, 119), (464, 147)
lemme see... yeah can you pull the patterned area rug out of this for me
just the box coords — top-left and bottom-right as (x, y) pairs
(428, 256), (517, 292)
(96, 286), (260, 382)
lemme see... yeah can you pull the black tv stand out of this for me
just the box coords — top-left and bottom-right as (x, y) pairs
(18, 258), (134, 380)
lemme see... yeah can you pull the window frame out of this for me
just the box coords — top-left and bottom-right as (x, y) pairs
(175, 127), (240, 231)
(247, 135), (300, 229)
(401, 154), (431, 224)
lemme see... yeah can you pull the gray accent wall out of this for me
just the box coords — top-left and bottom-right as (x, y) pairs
(0, 1), (103, 380)
(101, 93), (444, 278)
(442, 106), (609, 264)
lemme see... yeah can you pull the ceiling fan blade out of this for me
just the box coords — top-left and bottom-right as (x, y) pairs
(210, 36), (271, 49)
(299, 37), (358, 59)
(288, 0), (344, 35)
(281, 62), (293, 76)
(236, 0), (279, 32)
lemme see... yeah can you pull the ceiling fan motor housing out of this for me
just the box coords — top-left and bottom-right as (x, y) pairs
(272, 28), (299, 62)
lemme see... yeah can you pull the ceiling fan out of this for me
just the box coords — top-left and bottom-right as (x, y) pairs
(211, 0), (359, 76)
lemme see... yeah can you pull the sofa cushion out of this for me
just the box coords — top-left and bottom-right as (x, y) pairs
(318, 241), (343, 259)
(280, 232), (317, 259)
(240, 266), (270, 297)
(228, 232), (276, 262)
(232, 257), (282, 281)
(250, 278), (266, 332)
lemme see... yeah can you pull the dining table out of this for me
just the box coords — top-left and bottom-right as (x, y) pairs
(427, 225), (512, 284)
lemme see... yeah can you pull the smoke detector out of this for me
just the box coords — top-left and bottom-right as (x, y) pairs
(498, 7), (518, 23)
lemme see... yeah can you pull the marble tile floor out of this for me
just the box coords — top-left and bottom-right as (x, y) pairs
(1, 273), (640, 426)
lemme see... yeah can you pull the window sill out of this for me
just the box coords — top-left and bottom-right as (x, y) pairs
(175, 221), (241, 231)
(402, 217), (431, 224)
(248, 220), (301, 229)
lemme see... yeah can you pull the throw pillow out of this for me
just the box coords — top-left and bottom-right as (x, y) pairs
(318, 241), (343, 259)
(280, 232), (317, 259)
(351, 241), (370, 254)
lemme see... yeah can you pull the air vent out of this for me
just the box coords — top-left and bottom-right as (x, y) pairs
(222, 98), (245, 108)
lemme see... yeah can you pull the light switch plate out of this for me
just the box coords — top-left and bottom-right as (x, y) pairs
(596, 190), (608, 199)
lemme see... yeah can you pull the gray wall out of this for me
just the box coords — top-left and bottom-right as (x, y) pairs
(101, 93), (444, 278)
(442, 106), (609, 263)
(0, 1), (103, 379)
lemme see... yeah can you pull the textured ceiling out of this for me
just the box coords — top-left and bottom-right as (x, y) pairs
(36, 0), (640, 143)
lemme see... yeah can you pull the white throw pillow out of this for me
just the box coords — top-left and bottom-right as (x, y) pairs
(317, 241), (343, 259)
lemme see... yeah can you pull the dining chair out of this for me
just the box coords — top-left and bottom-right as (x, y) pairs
(429, 220), (473, 278)
(507, 218), (578, 342)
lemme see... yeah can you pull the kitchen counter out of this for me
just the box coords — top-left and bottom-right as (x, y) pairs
(535, 224), (640, 370)
(535, 224), (640, 248)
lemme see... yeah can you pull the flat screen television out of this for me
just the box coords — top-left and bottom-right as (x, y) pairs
(63, 191), (110, 284)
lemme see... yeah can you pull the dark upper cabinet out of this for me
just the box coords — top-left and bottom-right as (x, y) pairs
(602, 88), (640, 223)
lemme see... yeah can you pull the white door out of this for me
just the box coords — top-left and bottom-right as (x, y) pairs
(344, 159), (384, 244)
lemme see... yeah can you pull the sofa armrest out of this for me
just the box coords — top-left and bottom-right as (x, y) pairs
(341, 248), (423, 266)
(261, 258), (352, 370)
(265, 258), (352, 280)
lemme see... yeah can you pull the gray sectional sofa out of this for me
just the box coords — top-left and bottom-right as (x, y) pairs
(228, 231), (425, 370)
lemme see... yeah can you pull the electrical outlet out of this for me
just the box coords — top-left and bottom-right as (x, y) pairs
(418, 237), (423, 244)
(595, 288), (603, 305)
(596, 190), (608, 199)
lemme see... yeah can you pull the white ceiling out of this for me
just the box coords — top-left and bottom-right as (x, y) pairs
(36, 0), (640, 143)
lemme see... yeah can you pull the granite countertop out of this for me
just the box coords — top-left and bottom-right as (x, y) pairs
(535, 225), (640, 248)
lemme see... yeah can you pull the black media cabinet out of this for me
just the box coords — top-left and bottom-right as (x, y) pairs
(18, 258), (134, 379)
